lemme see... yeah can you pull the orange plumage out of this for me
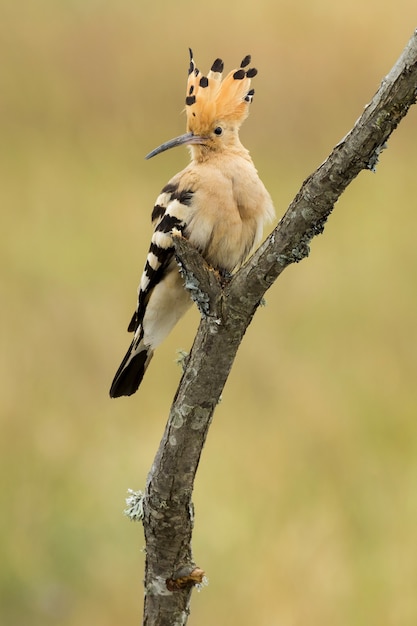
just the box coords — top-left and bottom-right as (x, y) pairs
(185, 50), (256, 135)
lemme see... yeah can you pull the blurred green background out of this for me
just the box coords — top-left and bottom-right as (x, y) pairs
(2, 1), (417, 624)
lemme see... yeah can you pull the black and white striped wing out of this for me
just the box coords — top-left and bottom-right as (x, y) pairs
(127, 182), (193, 333)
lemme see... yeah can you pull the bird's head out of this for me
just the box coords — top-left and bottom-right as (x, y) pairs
(145, 50), (257, 161)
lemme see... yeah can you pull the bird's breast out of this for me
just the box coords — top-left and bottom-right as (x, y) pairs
(179, 159), (274, 272)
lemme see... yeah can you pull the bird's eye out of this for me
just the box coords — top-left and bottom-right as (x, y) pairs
(214, 126), (223, 136)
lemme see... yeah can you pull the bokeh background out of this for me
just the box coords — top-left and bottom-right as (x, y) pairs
(2, 1), (417, 624)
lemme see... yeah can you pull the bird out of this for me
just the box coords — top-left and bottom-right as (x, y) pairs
(109, 50), (275, 398)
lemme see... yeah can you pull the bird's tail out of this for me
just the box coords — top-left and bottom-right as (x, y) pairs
(109, 331), (153, 398)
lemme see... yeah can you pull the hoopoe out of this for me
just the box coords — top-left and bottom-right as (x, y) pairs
(109, 50), (274, 398)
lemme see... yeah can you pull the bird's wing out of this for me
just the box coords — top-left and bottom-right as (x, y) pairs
(127, 180), (194, 333)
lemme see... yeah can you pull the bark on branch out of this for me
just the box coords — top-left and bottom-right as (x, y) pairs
(140, 30), (417, 625)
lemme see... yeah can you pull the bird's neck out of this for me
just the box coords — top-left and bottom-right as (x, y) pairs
(189, 139), (252, 165)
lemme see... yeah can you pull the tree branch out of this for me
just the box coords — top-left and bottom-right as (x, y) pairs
(140, 30), (417, 626)
(232, 29), (417, 301)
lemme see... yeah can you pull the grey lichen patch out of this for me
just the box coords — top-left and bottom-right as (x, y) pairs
(276, 254), (289, 266)
(290, 242), (310, 263)
(145, 576), (172, 597)
(171, 410), (184, 429)
(176, 261), (211, 316)
(175, 349), (189, 372)
(169, 434), (177, 446)
(300, 204), (318, 222)
(173, 403), (210, 430)
(183, 274), (211, 316)
(124, 488), (145, 522)
(367, 141), (388, 171)
(266, 251), (291, 268)
(190, 406), (210, 430)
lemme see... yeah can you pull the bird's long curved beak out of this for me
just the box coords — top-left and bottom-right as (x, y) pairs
(145, 132), (206, 160)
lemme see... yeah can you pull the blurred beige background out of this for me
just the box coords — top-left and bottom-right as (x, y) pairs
(1, 1), (417, 625)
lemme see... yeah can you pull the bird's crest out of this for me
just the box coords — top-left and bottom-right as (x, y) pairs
(185, 50), (257, 135)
